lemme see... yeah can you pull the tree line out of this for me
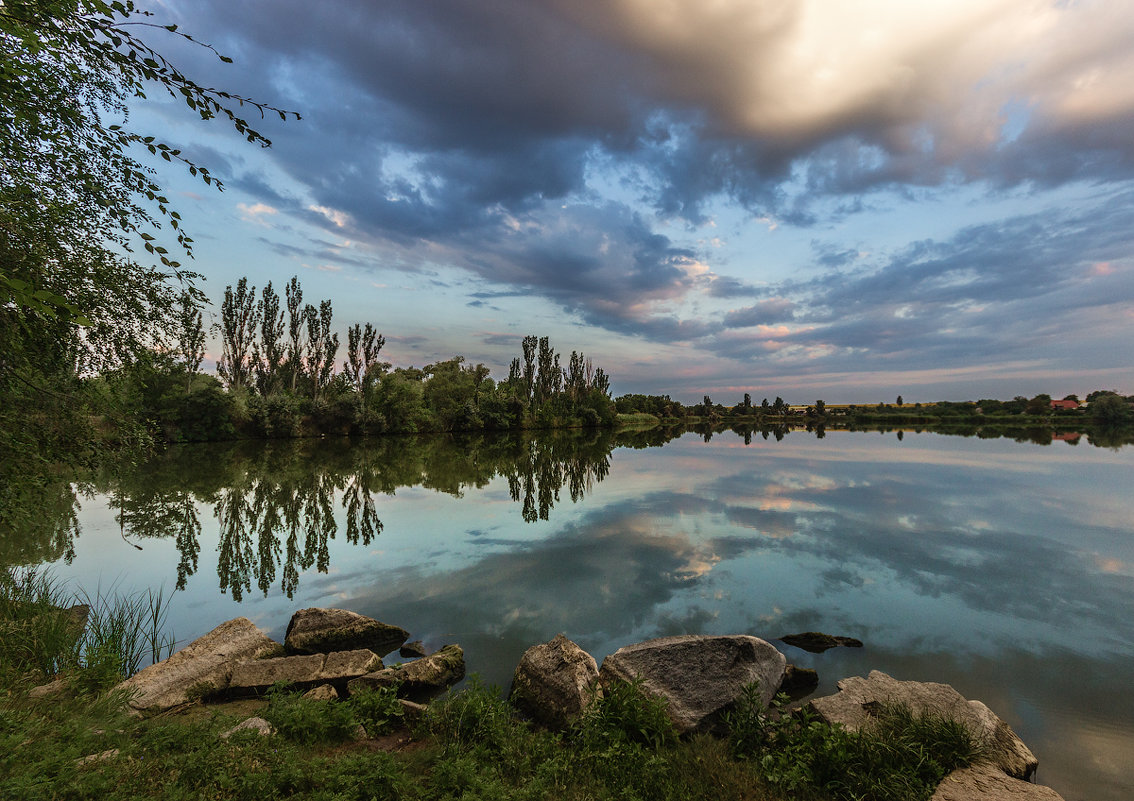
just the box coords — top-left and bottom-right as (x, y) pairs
(112, 275), (617, 442)
(614, 390), (1133, 426)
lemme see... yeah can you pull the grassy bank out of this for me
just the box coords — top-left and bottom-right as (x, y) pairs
(1, 571), (983, 801)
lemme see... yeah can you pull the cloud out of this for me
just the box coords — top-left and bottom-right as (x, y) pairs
(723, 298), (796, 328)
(159, 0), (1134, 387)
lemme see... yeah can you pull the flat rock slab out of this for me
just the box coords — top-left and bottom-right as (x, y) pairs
(510, 633), (599, 729)
(285, 608), (409, 657)
(348, 644), (465, 702)
(598, 634), (787, 734)
(228, 649), (382, 693)
(115, 617), (280, 713)
(808, 670), (1038, 780)
(931, 764), (1065, 801)
(779, 632), (863, 653)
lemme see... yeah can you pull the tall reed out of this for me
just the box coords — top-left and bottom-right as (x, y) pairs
(1, 567), (175, 690)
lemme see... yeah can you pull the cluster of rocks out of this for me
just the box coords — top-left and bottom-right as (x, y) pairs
(106, 612), (1064, 800)
(509, 633), (1065, 801)
(113, 608), (465, 714)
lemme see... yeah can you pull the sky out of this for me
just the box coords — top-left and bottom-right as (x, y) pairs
(132, 0), (1134, 403)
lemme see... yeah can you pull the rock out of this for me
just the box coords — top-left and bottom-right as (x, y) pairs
(808, 670), (1038, 780)
(302, 684), (340, 701)
(228, 649), (382, 693)
(778, 664), (819, 698)
(115, 618), (280, 714)
(400, 640), (427, 659)
(509, 634), (599, 729)
(398, 699), (428, 722)
(931, 764), (1066, 800)
(75, 748), (120, 767)
(348, 644), (465, 702)
(597, 634), (787, 734)
(779, 632), (863, 653)
(220, 717), (275, 739)
(28, 677), (68, 699)
(285, 608), (409, 657)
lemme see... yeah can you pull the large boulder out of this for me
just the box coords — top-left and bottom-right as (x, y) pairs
(284, 608), (409, 657)
(598, 634), (787, 734)
(115, 617), (280, 713)
(509, 634), (599, 729)
(348, 644), (465, 702)
(931, 764), (1065, 800)
(227, 649), (382, 694)
(808, 670), (1038, 780)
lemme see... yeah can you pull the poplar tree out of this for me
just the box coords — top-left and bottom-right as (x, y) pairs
(304, 300), (338, 401)
(255, 282), (285, 395)
(217, 278), (259, 391)
(176, 291), (205, 393)
(284, 276), (305, 393)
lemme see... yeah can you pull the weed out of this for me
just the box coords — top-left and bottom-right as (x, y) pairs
(726, 682), (985, 801)
(262, 684), (358, 744)
(345, 683), (404, 737)
(576, 677), (676, 750)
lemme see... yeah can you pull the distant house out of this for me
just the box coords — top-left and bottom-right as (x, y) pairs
(1051, 399), (1080, 411)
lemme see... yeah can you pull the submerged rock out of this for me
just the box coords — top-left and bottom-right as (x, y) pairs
(778, 664), (819, 698)
(779, 632), (863, 653)
(598, 634), (787, 734)
(115, 617), (280, 714)
(285, 608), (409, 657)
(808, 670), (1038, 780)
(399, 641), (427, 659)
(509, 633), (599, 729)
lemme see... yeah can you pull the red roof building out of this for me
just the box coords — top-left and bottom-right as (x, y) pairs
(1051, 399), (1080, 410)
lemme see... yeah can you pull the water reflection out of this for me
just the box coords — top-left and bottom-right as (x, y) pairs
(78, 430), (618, 599)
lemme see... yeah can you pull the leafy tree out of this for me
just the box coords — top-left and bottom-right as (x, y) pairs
(814, 399), (826, 416)
(304, 299), (339, 401)
(1090, 393), (1131, 425)
(1, 0), (295, 530)
(520, 335), (537, 403)
(345, 322), (386, 399)
(896, 395), (903, 406)
(175, 291), (205, 392)
(254, 282), (285, 395)
(284, 276), (305, 393)
(217, 278), (259, 391)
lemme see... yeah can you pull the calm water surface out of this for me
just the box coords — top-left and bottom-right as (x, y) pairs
(24, 427), (1134, 801)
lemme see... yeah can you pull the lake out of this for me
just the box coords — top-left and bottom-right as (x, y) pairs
(21, 425), (1134, 800)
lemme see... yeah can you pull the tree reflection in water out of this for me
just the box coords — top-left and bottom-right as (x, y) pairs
(12, 422), (1132, 600)
(71, 430), (623, 599)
